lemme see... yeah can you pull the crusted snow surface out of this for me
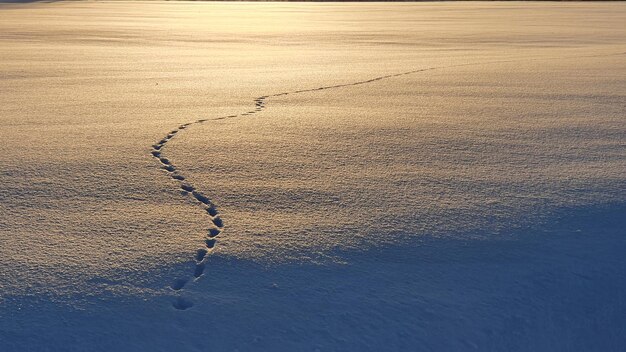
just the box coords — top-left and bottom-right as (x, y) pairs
(0, 2), (625, 351)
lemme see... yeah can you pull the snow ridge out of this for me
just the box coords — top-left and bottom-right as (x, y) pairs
(151, 51), (625, 310)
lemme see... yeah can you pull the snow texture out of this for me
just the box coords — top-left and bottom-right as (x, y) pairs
(0, 1), (625, 351)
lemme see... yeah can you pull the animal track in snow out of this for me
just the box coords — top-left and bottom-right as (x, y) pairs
(172, 297), (194, 310)
(181, 184), (194, 193)
(151, 118), (228, 310)
(171, 278), (187, 291)
(193, 262), (206, 278)
(151, 51), (625, 310)
(195, 248), (208, 261)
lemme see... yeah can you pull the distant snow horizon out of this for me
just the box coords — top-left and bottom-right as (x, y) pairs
(2, 0), (623, 3)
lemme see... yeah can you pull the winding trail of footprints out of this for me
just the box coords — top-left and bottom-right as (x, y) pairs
(152, 52), (625, 310)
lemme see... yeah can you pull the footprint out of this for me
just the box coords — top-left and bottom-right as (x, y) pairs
(212, 217), (224, 228)
(171, 174), (185, 181)
(205, 205), (218, 217)
(196, 248), (208, 262)
(171, 278), (187, 291)
(151, 150), (161, 157)
(208, 228), (221, 238)
(192, 191), (210, 205)
(194, 262), (206, 278)
(181, 184), (194, 192)
(172, 297), (194, 310)
(205, 238), (217, 249)
(163, 165), (175, 172)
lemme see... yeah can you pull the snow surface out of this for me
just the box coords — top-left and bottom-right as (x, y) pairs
(0, 1), (625, 351)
